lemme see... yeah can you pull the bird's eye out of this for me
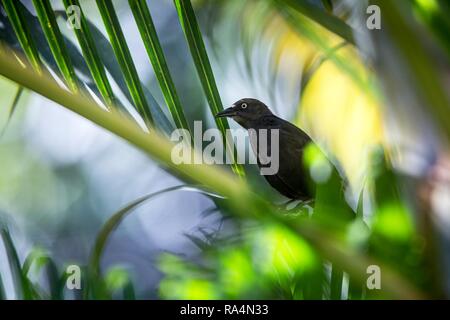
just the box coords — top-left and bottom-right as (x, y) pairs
(241, 103), (248, 109)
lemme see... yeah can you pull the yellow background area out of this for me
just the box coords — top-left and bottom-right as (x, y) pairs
(267, 15), (384, 191)
(299, 58), (383, 189)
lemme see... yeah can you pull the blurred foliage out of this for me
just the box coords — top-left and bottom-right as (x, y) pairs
(0, 0), (449, 300)
(159, 223), (323, 299)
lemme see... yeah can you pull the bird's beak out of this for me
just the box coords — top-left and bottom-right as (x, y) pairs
(215, 106), (236, 118)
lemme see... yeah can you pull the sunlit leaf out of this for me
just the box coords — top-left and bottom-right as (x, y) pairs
(105, 266), (130, 292)
(32, 0), (79, 92)
(373, 0), (450, 139)
(251, 225), (318, 279)
(160, 278), (218, 299)
(1, 0), (42, 72)
(372, 203), (414, 243)
(219, 248), (255, 297)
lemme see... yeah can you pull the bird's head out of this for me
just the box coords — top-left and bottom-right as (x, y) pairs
(215, 98), (273, 128)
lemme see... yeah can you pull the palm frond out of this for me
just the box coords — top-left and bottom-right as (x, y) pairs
(174, 0), (244, 176)
(0, 226), (32, 299)
(129, 0), (190, 132)
(373, 0), (450, 139)
(1, 0), (42, 72)
(96, 0), (153, 128)
(63, 0), (117, 110)
(32, 0), (79, 92)
(1, 85), (24, 137)
(278, 0), (358, 45)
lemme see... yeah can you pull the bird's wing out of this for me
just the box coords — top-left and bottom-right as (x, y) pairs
(253, 116), (313, 199)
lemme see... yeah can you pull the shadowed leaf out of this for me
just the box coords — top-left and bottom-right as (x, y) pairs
(174, 0), (244, 176)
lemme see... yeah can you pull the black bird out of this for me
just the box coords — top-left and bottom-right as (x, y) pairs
(216, 98), (314, 200)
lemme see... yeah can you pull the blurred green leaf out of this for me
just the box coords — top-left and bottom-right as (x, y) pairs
(372, 203), (414, 243)
(413, 0), (450, 57)
(277, 0), (357, 45)
(321, 0), (334, 13)
(278, 6), (371, 94)
(0, 226), (32, 299)
(303, 143), (354, 223)
(0, 86), (23, 137)
(373, 0), (450, 139)
(0, 273), (5, 300)
(252, 225), (318, 278)
(160, 277), (218, 299)
(348, 275), (364, 300)
(22, 247), (49, 276)
(44, 258), (62, 300)
(184, 232), (211, 250)
(123, 281), (136, 300)
(104, 266), (130, 292)
(22, 248), (62, 300)
(219, 248), (255, 298)
(329, 266), (343, 299)
(367, 148), (427, 297)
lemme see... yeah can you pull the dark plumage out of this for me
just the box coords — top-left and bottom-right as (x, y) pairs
(216, 98), (314, 200)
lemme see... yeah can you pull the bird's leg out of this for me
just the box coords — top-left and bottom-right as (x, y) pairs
(275, 198), (313, 216)
(283, 198), (314, 209)
(274, 199), (297, 210)
(284, 199), (300, 209)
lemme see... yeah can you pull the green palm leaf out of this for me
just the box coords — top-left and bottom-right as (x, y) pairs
(129, 0), (190, 132)
(96, 0), (153, 128)
(1, 86), (24, 137)
(32, 0), (79, 92)
(62, 0), (117, 110)
(278, 0), (358, 45)
(174, 0), (244, 176)
(1, 0), (42, 72)
(0, 226), (32, 299)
